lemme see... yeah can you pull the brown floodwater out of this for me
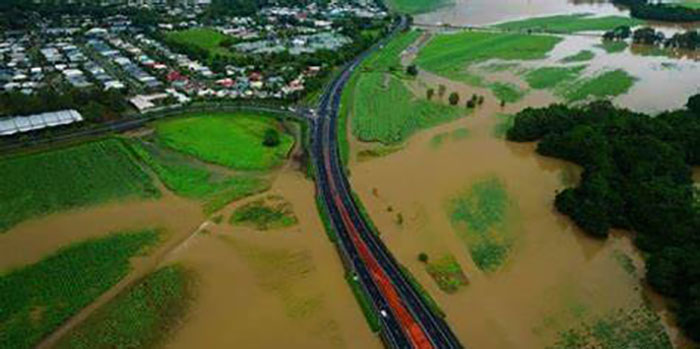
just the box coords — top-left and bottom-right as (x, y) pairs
(163, 168), (381, 349)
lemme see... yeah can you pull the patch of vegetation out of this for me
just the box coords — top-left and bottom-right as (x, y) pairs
(0, 138), (159, 232)
(561, 50), (595, 63)
(596, 40), (629, 53)
(489, 82), (526, 103)
(524, 66), (586, 90)
(425, 254), (469, 293)
(363, 30), (422, 73)
(56, 265), (195, 349)
(0, 230), (160, 349)
(345, 273), (381, 332)
(315, 194), (338, 243)
(448, 177), (516, 271)
(493, 14), (642, 33)
(385, 0), (453, 14)
(612, 250), (638, 277)
(127, 140), (269, 214)
(548, 307), (671, 348)
(357, 144), (404, 162)
(507, 99), (700, 341)
(430, 132), (449, 149)
(155, 113), (294, 171)
(230, 195), (298, 230)
(560, 69), (637, 102)
(164, 28), (232, 59)
(416, 32), (562, 84)
(492, 113), (515, 139)
(351, 72), (465, 144)
(451, 127), (470, 140)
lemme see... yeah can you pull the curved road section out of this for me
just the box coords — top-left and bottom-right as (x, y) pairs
(311, 17), (463, 349)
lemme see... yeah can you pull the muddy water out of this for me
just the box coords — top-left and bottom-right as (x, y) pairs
(163, 168), (381, 349)
(416, 0), (629, 27)
(347, 81), (686, 347)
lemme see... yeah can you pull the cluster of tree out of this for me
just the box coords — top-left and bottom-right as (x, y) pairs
(602, 25), (632, 41)
(612, 0), (700, 22)
(0, 87), (128, 122)
(629, 27), (700, 50)
(506, 98), (700, 341)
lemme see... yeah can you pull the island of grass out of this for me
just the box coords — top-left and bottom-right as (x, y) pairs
(524, 66), (586, 90)
(384, 0), (453, 14)
(560, 50), (595, 63)
(155, 112), (295, 171)
(596, 40), (629, 54)
(164, 28), (233, 58)
(0, 229), (160, 349)
(423, 254), (469, 293)
(0, 138), (159, 233)
(230, 195), (298, 230)
(559, 69), (637, 102)
(493, 14), (642, 33)
(56, 265), (194, 349)
(489, 82), (527, 103)
(448, 177), (517, 271)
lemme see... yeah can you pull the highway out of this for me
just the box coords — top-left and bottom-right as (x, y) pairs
(310, 16), (463, 349)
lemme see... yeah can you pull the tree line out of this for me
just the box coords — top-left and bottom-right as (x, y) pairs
(0, 87), (129, 122)
(506, 98), (700, 341)
(612, 0), (700, 22)
(604, 25), (700, 51)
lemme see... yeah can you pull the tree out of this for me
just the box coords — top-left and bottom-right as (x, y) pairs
(438, 84), (446, 98)
(478, 96), (485, 105)
(466, 99), (476, 108)
(418, 252), (429, 263)
(426, 88), (435, 100)
(263, 129), (280, 147)
(406, 64), (418, 76)
(500, 99), (506, 108)
(687, 94), (700, 114)
(448, 92), (460, 105)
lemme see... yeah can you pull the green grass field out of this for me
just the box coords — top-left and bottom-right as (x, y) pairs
(56, 265), (194, 349)
(351, 73), (465, 144)
(524, 66), (586, 90)
(489, 82), (527, 103)
(345, 273), (381, 332)
(448, 177), (516, 271)
(493, 14), (642, 33)
(679, 0), (700, 9)
(425, 254), (469, 293)
(165, 28), (231, 57)
(230, 195), (298, 230)
(0, 230), (160, 349)
(155, 113), (294, 171)
(385, 0), (453, 14)
(0, 139), (159, 232)
(363, 30), (422, 72)
(127, 140), (268, 214)
(415, 32), (562, 83)
(560, 69), (636, 102)
(596, 41), (628, 54)
(561, 50), (595, 63)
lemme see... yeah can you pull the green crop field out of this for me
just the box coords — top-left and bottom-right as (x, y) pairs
(230, 195), (298, 230)
(351, 72), (465, 144)
(165, 28), (231, 57)
(524, 66), (586, 90)
(0, 139), (159, 233)
(448, 177), (516, 271)
(560, 69), (636, 102)
(415, 31), (562, 83)
(561, 50), (595, 63)
(127, 140), (269, 214)
(493, 14), (642, 33)
(385, 0), (453, 14)
(57, 265), (194, 349)
(0, 230), (159, 349)
(155, 113), (294, 171)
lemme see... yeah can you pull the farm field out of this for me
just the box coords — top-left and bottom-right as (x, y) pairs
(165, 28), (232, 58)
(155, 113), (294, 171)
(385, 0), (453, 14)
(0, 139), (159, 233)
(492, 14), (642, 33)
(57, 265), (194, 349)
(0, 229), (160, 349)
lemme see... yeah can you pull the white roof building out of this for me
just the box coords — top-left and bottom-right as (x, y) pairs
(0, 110), (84, 136)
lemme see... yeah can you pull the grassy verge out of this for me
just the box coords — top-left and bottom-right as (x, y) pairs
(448, 177), (516, 271)
(0, 229), (160, 349)
(345, 273), (381, 333)
(424, 254), (469, 293)
(399, 265), (446, 318)
(230, 195), (298, 230)
(56, 265), (195, 349)
(315, 194), (338, 243)
(493, 14), (642, 33)
(0, 138), (159, 232)
(155, 112), (294, 171)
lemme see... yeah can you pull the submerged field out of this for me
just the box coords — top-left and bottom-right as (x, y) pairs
(0, 139), (159, 233)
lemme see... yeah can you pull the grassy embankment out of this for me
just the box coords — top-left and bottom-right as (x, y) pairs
(165, 28), (232, 58)
(424, 254), (469, 293)
(230, 195), (298, 230)
(415, 31), (562, 102)
(385, 0), (453, 14)
(492, 14), (643, 33)
(129, 112), (294, 213)
(0, 230), (160, 349)
(0, 139), (159, 233)
(56, 265), (194, 349)
(448, 177), (517, 272)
